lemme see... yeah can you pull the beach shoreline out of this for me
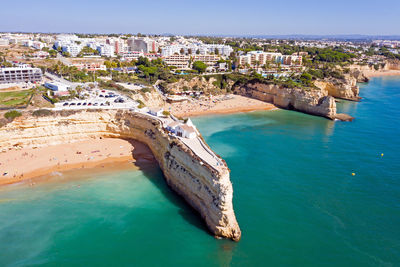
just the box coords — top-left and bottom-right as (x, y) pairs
(168, 94), (278, 117)
(363, 70), (400, 78)
(0, 138), (155, 187)
(0, 97), (277, 187)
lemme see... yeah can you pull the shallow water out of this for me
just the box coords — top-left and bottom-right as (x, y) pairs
(1, 77), (399, 266)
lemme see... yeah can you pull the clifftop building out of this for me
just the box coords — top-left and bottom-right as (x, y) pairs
(161, 44), (233, 57)
(0, 66), (42, 84)
(238, 51), (302, 68)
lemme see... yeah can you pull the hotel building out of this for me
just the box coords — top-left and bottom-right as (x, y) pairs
(238, 51), (302, 68)
(0, 66), (42, 84)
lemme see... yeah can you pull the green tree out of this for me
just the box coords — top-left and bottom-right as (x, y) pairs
(192, 61), (207, 73)
(4, 110), (22, 121)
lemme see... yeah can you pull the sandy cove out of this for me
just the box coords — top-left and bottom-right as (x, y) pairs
(363, 69), (400, 78)
(0, 138), (155, 186)
(168, 94), (278, 117)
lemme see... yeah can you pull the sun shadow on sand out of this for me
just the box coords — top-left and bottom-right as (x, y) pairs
(127, 139), (210, 235)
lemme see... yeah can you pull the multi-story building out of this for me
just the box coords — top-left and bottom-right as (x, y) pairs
(163, 55), (190, 69)
(73, 62), (107, 72)
(238, 51), (302, 68)
(0, 66), (42, 84)
(127, 37), (158, 53)
(97, 44), (115, 57)
(161, 44), (233, 57)
(119, 51), (144, 61)
(162, 54), (220, 69)
(0, 39), (9, 46)
(192, 54), (220, 66)
(62, 44), (83, 57)
(106, 38), (126, 55)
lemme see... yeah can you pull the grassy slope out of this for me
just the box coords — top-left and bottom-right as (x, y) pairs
(0, 90), (33, 107)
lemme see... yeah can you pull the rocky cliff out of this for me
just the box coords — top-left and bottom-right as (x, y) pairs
(349, 59), (400, 78)
(314, 75), (361, 101)
(385, 59), (400, 70)
(130, 90), (164, 108)
(0, 110), (241, 241)
(349, 68), (369, 83)
(233, 81), (337, 119)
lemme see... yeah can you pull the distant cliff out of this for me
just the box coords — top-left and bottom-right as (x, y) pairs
(0, 110), (241, 241)
(232, 80), (340, 119)
(314, 74), (361, 101)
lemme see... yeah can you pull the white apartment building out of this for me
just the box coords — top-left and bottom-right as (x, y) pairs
(239, 51), (302, 68)
(0, 66), (42, 84)
(106, 38), (127, 54)
(161, 44), (233, 57)
(0, 39), (9, 46)
(119, 51), (144, 61)
(62, 44), (82, 57)
(97, 44), (115, 57)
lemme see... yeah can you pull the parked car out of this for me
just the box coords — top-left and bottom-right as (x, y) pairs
(63, 103), (68, 106)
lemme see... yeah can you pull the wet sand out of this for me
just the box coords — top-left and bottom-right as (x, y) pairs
(0, 138), (155, 186)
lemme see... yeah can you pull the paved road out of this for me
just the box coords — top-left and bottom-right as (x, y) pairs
(153, 80), (167, 100)
(56, 53), (72, 66)
(179, 136), (222, 168)
(44, 72), (82, 89)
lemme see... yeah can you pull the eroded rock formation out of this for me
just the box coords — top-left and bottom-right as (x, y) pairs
(233, 81), (337, 119)
(0, 110), (241, 241)
(314, 75), (361, 101)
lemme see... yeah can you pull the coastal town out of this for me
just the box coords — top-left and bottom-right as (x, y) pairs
(1, 0), (400, 262)
(1, 33), (400, 120)
(2, 33), (400, 179)
(1, 31), (400, 244)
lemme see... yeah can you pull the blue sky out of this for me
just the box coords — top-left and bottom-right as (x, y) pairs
(1, 0), (399, 35)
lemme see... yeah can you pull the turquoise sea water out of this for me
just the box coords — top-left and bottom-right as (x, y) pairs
(1, 77), (400, 266)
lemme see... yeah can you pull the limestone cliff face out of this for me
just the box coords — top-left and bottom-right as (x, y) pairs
(130, 91), (164, 108)
(385, 59), (400, 70)
(349, 68), (369, 83)
(233, 81), (336, 119)
(0, 110), (241, 241)
(349, 60), (400, 78)
(314, 75), (360, 101)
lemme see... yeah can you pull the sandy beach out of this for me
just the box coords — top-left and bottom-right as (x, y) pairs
(168, 94), (277, 117)
(363, 69), (400, 78)
(0, 138), (155, 186)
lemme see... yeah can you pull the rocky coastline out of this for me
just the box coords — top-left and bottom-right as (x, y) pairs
(0, 109), (241, 241)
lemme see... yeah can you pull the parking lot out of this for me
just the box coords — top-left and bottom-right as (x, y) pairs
(53, 89), (139, 110)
